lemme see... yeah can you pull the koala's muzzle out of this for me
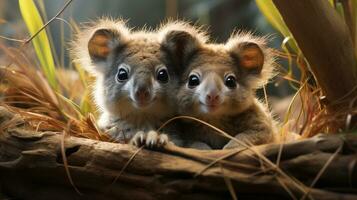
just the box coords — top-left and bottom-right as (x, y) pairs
(131, 72), (153, 107)
(205, 91), (221, 106)
(134, 85), (151, 103)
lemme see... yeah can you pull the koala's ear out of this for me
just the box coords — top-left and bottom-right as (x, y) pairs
(229, 42), (264, 74)
(226, 33), (276, 89)
(159, 22), (207, 73)
(161, 30), (201, 58)
(71, 20), (130, 75)
(88, 28), (124, 63)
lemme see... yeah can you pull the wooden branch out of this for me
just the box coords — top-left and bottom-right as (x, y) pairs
(272, 0), (357, 109)
(0, 107), (357, 199)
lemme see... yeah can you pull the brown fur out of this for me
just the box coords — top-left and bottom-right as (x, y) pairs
(71, 19), (181, 146)
(160, 26), (277, 149)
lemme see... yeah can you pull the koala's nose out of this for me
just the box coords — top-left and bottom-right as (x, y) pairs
(135, 86), (150, 102)
(206, 92), (220, 105)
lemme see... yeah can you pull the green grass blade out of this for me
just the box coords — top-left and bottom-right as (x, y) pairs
(19, 0), (58, 89)
(37, 0), (61, 68)
(80, 89), (94, 116)
(352, 0), (357, 56)
(328, 0), (335, 8)
(255, 0), (299, 52)
(56, 91), (83, 119)
(335, 2), (345, 20)
(281, 36), (299, 90)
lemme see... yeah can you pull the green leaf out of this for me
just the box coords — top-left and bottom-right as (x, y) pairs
(80, 89), (93, 116)
(19, 0), (57, 89)
(328, 0), (335, 8)
(335, 2), (345, 20)
(255, 0), (299, 52)
(56, 91), (83, 119)
(352, 0), (357, 56)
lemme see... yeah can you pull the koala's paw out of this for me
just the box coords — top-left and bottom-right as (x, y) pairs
(130, 130), (168, 148)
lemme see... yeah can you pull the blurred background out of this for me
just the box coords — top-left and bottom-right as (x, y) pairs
(0, 0), (298, 117)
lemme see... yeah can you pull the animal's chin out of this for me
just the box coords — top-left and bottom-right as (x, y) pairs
(199, 102), (222, 114)
(131, 98), (155, 109)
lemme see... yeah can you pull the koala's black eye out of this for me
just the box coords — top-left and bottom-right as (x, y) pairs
(225, 75), (237, 89)
(188, 74), (200, 88)
(157, 68), (169, 83)
(116, 68), (129, 82)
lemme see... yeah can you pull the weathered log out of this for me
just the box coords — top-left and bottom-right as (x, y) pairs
(272, 0), (357, 110)
(0, 107), (356, 199)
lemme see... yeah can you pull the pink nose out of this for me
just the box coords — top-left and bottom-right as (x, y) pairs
(206, 93), (220, 105)
(135, 88), (150, 102)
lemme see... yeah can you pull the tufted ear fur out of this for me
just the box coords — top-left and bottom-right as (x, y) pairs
(226, 32), (276, 88)
(159, 21), (208, 74)
(71, 19), (130, 75)
(88, 29), (122, 62)
(231, 42), (264, 74)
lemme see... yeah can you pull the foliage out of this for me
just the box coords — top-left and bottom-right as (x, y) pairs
(1, 0), (355, 142)
(19, 0), (57, 89)
(256, 0), (357, 136)
(17, 0), (94, 117)
(257, 0), (357, 56)
(255, 0), (298, 53)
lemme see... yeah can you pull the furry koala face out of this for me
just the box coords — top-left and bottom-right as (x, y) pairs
(176, 48), (256, 117)
(160, 28), (274, 118)
(73, 19), (177, 119)
(101, 39), (173, 117)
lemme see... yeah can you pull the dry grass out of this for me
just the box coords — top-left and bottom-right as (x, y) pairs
(0, 38), (353, 200)
(273, 50), (357, 138)
(0, 2), (352, 157)
(0, 0), (354, 144)
(0, 1), (356, 199)
(0, 46), (108, 142)
(0, 50), (314, 198)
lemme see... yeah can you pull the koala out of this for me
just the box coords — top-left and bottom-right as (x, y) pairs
(71, 19), (179, 147)
(161, 28), (277, 150)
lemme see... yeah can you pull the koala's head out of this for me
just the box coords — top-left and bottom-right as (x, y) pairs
(72, 19), (176, 118)
(161, 29), (275, 118)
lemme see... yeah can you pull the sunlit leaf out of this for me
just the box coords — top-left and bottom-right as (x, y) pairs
(328, 0), (335, 8)
(80, 90), (94, 116)
(281, 36), (299, 90)
(255, 0), (298, 52)
(19, 0), (57, 89)
(335, 2), (345, 20)
(56, 91), (83, 119)
(352, 0), (357, 56)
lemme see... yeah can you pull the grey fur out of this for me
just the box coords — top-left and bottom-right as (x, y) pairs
(160, 27), (277, 150)
(72, 19), (179, 146)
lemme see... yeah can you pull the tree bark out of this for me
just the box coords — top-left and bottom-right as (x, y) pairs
(0, 107), (357, 199)
(272, 0), (357, 109)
